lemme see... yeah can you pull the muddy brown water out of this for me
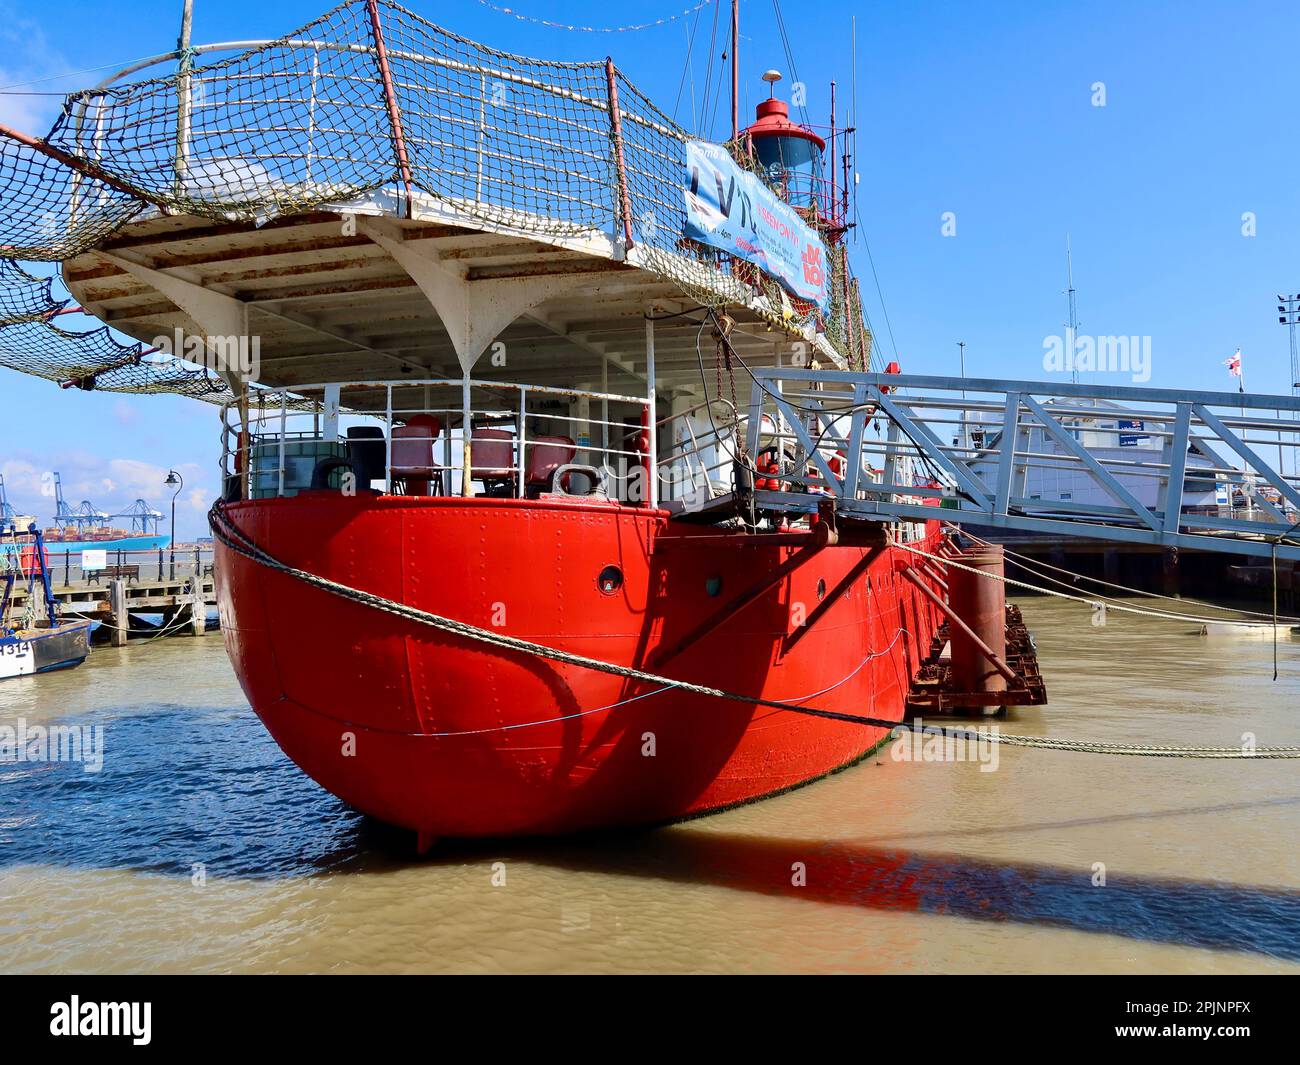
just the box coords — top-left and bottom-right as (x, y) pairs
(1, 597), (1298, 973)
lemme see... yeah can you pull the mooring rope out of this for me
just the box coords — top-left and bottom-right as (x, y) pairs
(207, 502), (1300, 758)
(898, 538), (1288, 629)
(958, 526), (1300, 625)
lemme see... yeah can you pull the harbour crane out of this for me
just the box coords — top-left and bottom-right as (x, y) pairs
(110, 499), (165, 535)
(0, 474), (15, 526)
(51, 472), (109, 532)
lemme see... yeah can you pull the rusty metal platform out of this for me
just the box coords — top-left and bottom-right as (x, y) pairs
(906, 604), (1048, 713)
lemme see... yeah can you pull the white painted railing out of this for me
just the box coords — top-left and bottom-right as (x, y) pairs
(221, 378), (652, 504)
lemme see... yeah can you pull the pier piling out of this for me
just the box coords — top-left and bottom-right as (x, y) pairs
(188, 578), (206, 636)
(108, 579), (128, 647)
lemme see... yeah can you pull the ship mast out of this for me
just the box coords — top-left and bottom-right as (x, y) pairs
(174, 0), (194, 184)
(730, 0), (739, 142)
(829, 81), (836, 225)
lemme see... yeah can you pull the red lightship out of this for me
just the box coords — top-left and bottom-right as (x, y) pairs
(28, 3), (1038, 841)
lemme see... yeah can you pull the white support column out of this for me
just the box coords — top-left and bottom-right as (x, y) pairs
(575, 394), (592, 461)
(517, 386), (528, 498)
(358, 217), (592, 502)
(357, 217), (586, 371)
(277, 391), (288, 498)
(462, 372), (473, 498)
(323, 383), (341, 443)
(645, 309), (658, 508)
(102, 251), (258, 500)
(443, 414), (452, 496)
(100, 251), (249, 364)
(600, 356), (610, 474)
(384, 385), (394, 494)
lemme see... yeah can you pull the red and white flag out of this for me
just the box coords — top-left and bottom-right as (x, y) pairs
(1224, 348), (1242, 377)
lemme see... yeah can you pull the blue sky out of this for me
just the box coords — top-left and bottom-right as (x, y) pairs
(1, 0), (1297, 535)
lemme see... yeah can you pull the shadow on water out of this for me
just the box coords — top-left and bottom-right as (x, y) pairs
(489, 827), (1300, 963)
(4, 705), (1300, 962)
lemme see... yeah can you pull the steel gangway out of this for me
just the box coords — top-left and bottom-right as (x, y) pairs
(663, 369), (1300, 563)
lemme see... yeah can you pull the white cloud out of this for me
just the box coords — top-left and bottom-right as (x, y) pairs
(0, 4), (71, 135)
(111, 400), (141, 427)
(2, 454), (214, 534)
(183, 487), (209, 516)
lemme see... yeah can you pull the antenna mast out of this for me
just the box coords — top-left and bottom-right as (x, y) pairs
(1279, 292), (1300, 477)
(829, 81), (837, 226)
(1066, 236), (1079, 386)
(730, 0), (739, 142)
(850, 15), (858, 242)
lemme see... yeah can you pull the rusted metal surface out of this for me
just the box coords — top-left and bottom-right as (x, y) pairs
(61, 208), (821, 395)
(906, 604), (1048, 712)
(604, 58), (636, 252)
(901, 566), (1018, 687)
(948, 544), (1008, 695)
(365, 0), (415, 219)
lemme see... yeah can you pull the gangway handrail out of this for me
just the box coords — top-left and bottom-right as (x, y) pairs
(756, 368), (1300, 413)
(739, 368), (1300, 563)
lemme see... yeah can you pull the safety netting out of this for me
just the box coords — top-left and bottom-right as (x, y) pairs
(0, 258), (68, 326)
(0, 260), (231, 398)
(0, 0), (873, 396)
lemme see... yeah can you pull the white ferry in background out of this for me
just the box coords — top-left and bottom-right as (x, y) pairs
(962, 399), (1296, 600)
(966, 399), (1221, 515)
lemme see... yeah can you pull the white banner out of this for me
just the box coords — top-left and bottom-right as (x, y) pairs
(683, 139), (830, 312)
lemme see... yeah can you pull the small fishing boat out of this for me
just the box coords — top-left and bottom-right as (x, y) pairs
(1, 524), (93, 680)
(0, 622), (94, 679)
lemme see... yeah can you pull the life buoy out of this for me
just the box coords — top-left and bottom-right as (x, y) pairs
(754, 447), (788, 492)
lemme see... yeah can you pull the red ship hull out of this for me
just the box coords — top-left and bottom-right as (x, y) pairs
(215, 495), (945, 838)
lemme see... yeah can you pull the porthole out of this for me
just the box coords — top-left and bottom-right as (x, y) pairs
(816, 578), (827, 601)
(598, 565), (623, 595)
(705, 575), (723, 597)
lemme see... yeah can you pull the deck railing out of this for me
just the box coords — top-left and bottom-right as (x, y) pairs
(223, 378), (652, 504)
(1, 543), (214, 587)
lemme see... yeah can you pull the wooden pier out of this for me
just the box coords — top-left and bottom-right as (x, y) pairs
(5, 574), (217, 645)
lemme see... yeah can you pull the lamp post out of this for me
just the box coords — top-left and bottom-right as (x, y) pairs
(957, 340), (968, 455)
(1278, 294), (1300, 481)
(165, 469), (183, 580)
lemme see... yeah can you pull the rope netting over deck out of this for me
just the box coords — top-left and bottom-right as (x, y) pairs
(0, 261), (230, 398)
(0, 0), (873, 395)
(0, 258), (68, 326)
